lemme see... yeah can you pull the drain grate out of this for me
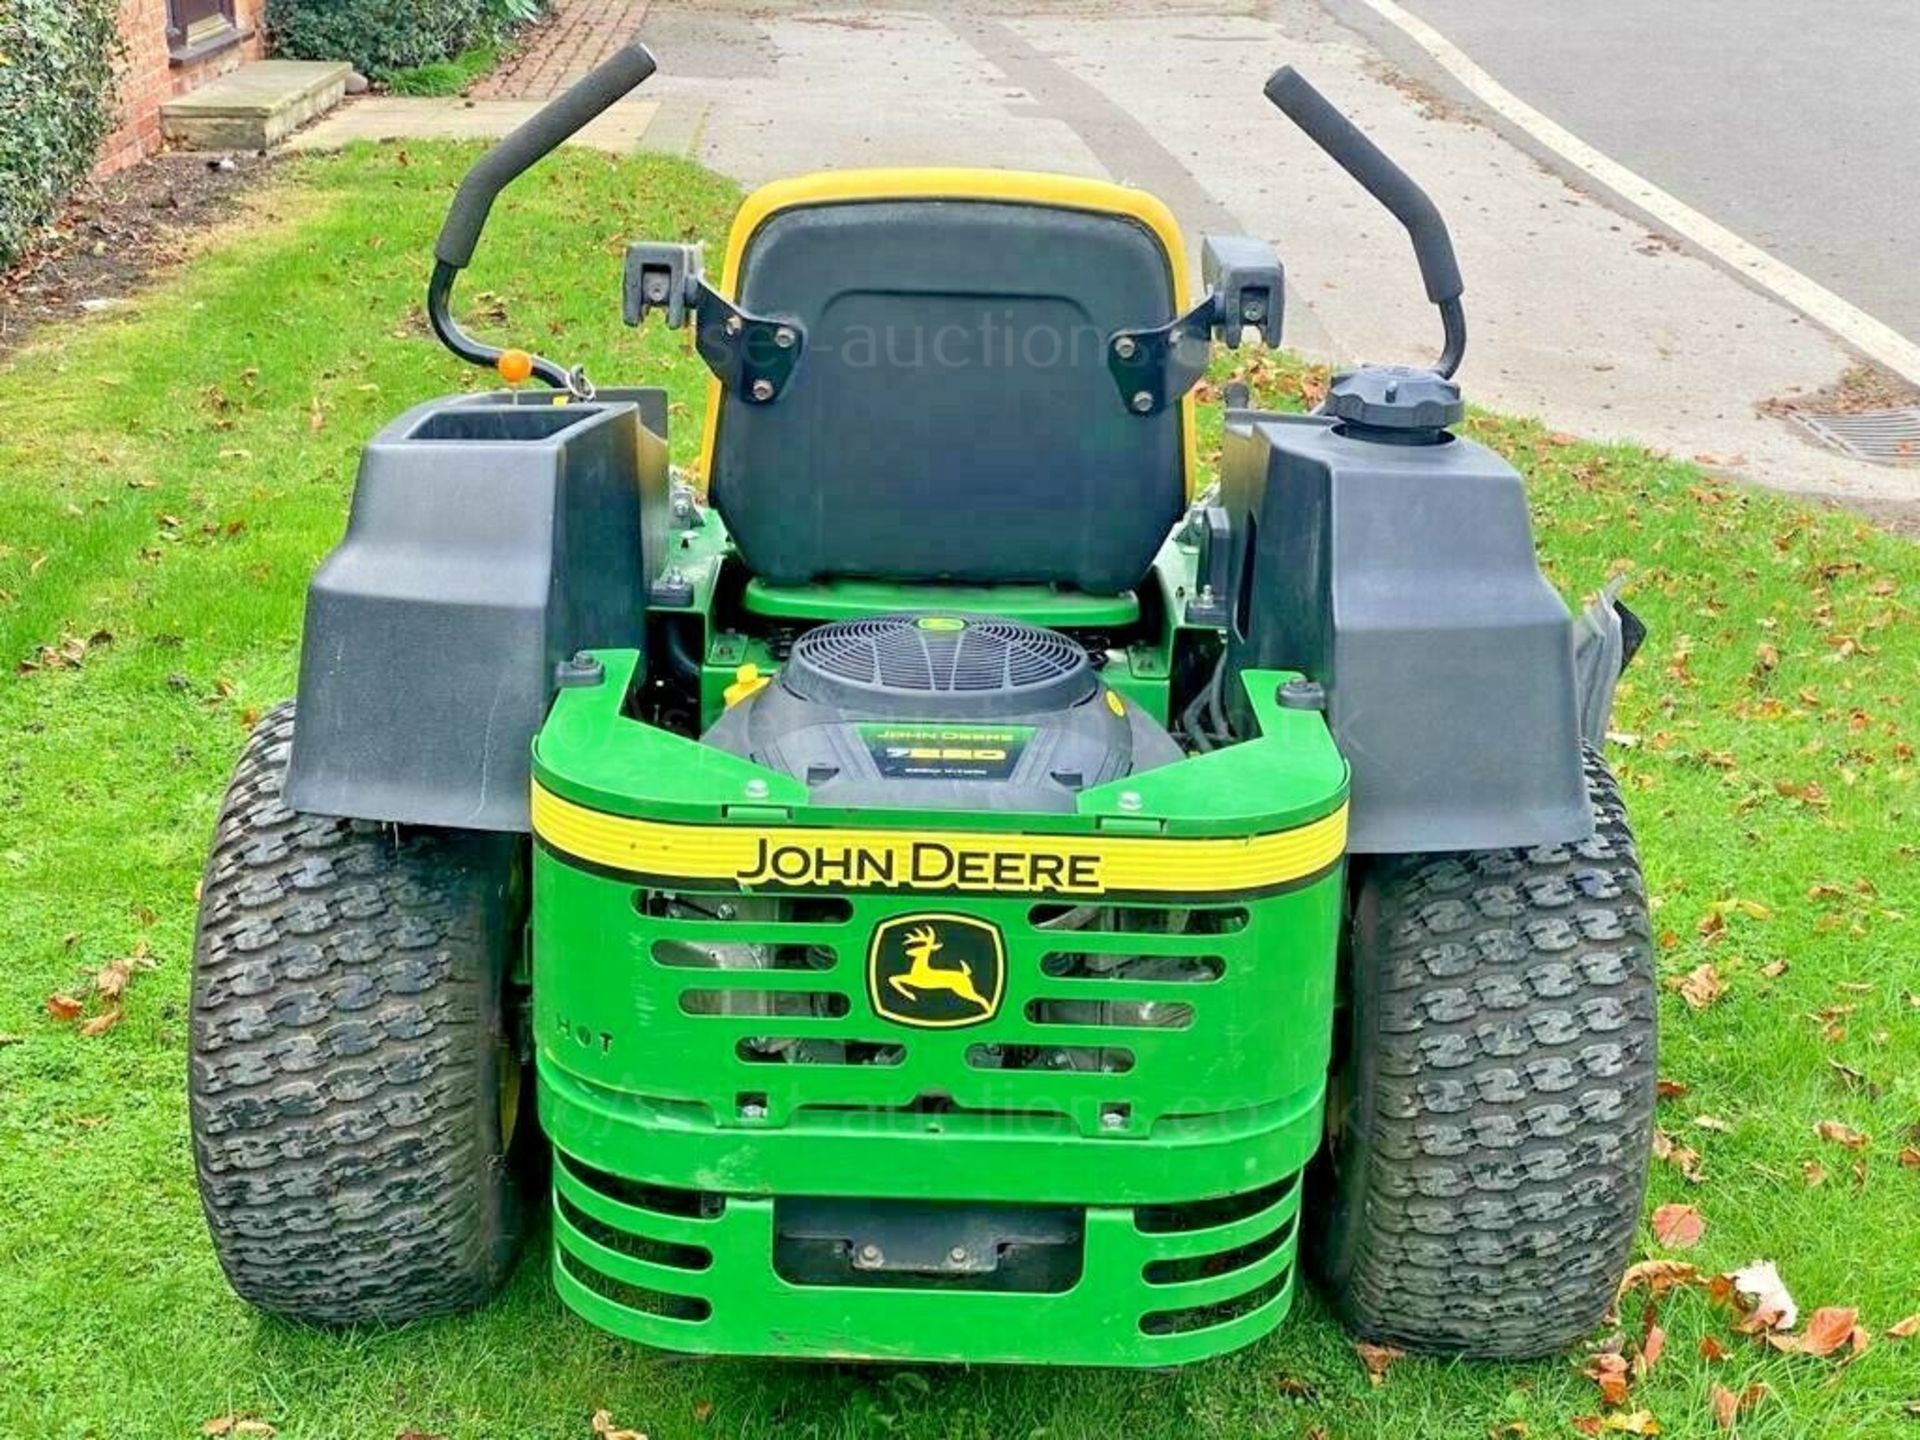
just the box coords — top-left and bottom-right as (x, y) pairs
(1787, 407), (1920, 464)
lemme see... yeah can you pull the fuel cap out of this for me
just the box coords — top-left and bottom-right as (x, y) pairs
(1323, 364), (1464, 438)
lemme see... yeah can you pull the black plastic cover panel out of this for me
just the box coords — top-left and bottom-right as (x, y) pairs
(711, 200), (1187, 593)
(703, 614), (1182, 814)
(285, 391), (666, 831)
(1222, 413), (1590, 853)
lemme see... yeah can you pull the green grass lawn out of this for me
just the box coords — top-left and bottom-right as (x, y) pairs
(1, 143), (1916, 1440)
(380, 42), (504, 98)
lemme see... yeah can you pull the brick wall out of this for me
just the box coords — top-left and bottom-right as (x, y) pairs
(95, 0), (266, 176)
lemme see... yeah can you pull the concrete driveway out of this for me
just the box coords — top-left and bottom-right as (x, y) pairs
(628, 0), (1912, 515)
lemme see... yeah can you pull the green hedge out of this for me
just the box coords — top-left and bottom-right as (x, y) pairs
(267, 0), (539, 78)
(0, 0), (122, 269)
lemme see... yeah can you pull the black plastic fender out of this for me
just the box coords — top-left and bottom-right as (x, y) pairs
(284, 390), (667, 831)
(1221, 411), (1590, 853)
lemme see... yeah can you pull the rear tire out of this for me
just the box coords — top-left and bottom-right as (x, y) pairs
(1314, 748), (1655, 1357)
(189, 703), (528, 1325)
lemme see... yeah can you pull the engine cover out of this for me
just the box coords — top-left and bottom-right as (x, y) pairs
(703, 614), (1182, 812)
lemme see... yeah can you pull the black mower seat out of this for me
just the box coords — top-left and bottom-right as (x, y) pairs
(703, 171), (1195, 595)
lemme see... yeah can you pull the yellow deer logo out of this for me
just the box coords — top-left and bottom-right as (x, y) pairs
(889, 924), (992, 1013)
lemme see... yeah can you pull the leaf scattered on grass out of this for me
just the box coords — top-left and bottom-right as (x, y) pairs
(1709, 1383), (1768, 1431)
(1694, 1114), (1733, 1133)
(94, 959), (133, 1001)
(1351, 1340), (1404, 1387)
(1652, 1129), (1707, 1183)
(1727, 1260), (1797, 1331)
(45, 993), (84, 1022)
(78, 1009), (122, 1038)
(1815, 1120), (1870, 1150)
(1766, 1305), (1869, 1358)
(1633, 1315), (1667, 1381)
(1887, 1314), (1920, 1340)
(202, 1420), (275, 1439)
(1655, 1079), (1691, 1099)
(1581, 1351), (1632, 1407)
(1670, 964), (1727, 1010)
(1651, 1204), (1705, 1250)
(1618, 1260), (1701, 1304)
(590, 1412), (647, 1440)
(1572, 1411), (1660, 1436)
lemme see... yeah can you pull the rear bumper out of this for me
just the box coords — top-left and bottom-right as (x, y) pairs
(541, 1075), (1320, 1367)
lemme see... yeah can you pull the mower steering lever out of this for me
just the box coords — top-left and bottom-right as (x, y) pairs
(426, 42), (659, 391)
(1264, 65), (1469, 377)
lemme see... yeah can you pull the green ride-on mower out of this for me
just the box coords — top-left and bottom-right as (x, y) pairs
(189, 45), (1656, 1367)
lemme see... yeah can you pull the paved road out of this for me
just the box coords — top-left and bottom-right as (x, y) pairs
(627, 0), (1911, 509)
(1386, 0), (1920, 347)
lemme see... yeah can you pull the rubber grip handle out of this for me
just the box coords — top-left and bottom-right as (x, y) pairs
(1264, 65), (1463, 304)
(434, 42), (657, 269)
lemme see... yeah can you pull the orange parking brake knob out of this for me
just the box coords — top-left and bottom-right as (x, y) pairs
(496, 349), (534, 385)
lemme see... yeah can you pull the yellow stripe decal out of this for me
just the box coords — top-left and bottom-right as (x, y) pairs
(533, 786), (1347, 898)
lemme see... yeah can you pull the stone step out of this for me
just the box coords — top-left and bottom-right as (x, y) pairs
(162, 60), (352, 151)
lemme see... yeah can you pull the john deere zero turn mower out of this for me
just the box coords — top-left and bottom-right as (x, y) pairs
(189, 46), (1655, 1366)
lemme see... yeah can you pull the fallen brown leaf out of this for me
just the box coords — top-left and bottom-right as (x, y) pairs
(1582, 1351), (1632, 1407)
(202, 1420), (274, 1440)
(1656, 1079), (1691, 1100)
(1887, 1314), (1920, 1340)
(1671, 963), (1727, 1010)
(1618, 1259), (1702, 1303)
(1698, 1335), (1730, 1362)
(1770, 1305), (1859, 1358)
(93, 959), (133, 1001)
(45, 993), (84, 1022)
(1651, 1203), (1705, 1250)
(1709, 1384), (1738, 1431)
(590, 1412), (647, 1440)
(78, 1009), (122, 1038)
(1801, 1160), (1828, 1187)
(1694, 1115), (1733, 1133)
(1899, 1146), (1920, 1170)
(1815, 1120), (1870, 1150)
(1579, 1412), (1659, 1436)
(1652, 1129), (1707, 1183)
(1635, 1320), (1667, 1379)
(1352, 1340), (1405, 1387)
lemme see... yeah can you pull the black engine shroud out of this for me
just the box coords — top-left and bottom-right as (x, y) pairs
(702, 615), (1182, 812)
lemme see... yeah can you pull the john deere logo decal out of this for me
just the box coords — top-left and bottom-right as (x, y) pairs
(868, 914), (1005, 1029)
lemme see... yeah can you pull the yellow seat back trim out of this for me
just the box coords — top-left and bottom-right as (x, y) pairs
(695, 168), (1201, 500)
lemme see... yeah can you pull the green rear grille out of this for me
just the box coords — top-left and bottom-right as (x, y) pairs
(536, 861), (1340, 1158)
(533, 851), (1339, 1362)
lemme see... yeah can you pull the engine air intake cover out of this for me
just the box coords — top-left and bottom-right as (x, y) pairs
(785, 615), (1093, 719)
(700, 613), (1182, 812)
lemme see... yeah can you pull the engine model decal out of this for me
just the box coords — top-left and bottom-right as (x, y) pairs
(858, 723), (1033, 781)
(532, 784), (1347, 899)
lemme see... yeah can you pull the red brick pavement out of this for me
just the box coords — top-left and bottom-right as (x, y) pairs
(472, 0), (654, 99)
